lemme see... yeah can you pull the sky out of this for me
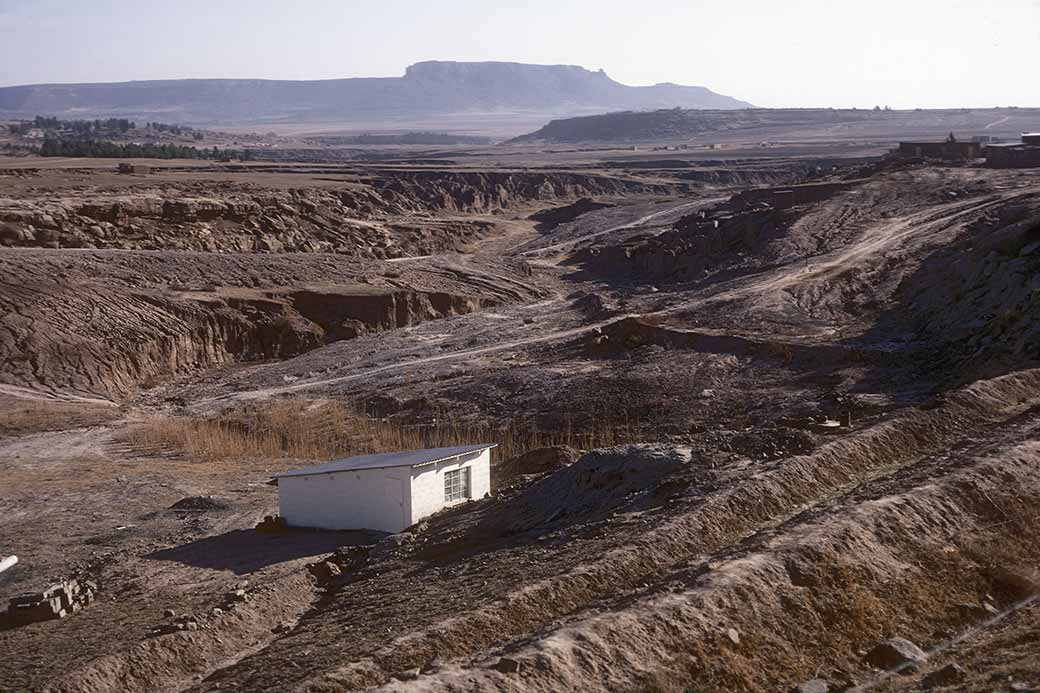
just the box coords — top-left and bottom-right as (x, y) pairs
(1, 0), (1038, 108)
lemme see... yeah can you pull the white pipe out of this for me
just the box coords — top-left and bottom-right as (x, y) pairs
(0, 555), (18, 574)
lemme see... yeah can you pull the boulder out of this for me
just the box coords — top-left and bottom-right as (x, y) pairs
(0, 223), (23, 246)
(864, 637), (928, 670)
(790, 680), (830, 693)
(922, 663), (967, 688)
(492, 657), (522, 674)
(391, 668), (420, 681)
(308, 560), (342, 583)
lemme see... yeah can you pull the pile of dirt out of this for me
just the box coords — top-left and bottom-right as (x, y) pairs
(168, 496), (233, 512)
(570, 291), (619, 319)
(492, 445), (580, 489)
(528, 198), (616, 232)
(493, 444), (694, 533)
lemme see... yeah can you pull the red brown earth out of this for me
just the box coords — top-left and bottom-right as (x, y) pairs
(1, 141), (1039, 693)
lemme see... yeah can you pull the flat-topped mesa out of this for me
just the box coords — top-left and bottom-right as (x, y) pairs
(0, 61), (751, 122)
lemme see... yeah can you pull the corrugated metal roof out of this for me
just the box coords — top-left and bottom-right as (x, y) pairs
(274, 444), (496, 478)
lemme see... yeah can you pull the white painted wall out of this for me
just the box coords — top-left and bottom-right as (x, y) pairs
(278, 448), (492, 533)
(408, 449), (491, 525)
(278, 466), (411, 533)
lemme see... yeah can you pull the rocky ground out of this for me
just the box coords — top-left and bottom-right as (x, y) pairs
(1, 149), (1038, 692)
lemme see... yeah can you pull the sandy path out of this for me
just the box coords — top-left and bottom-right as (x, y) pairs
(984, 115), (1011, 130)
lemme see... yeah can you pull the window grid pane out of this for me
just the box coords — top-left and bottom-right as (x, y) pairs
(444, 467), (470, 502)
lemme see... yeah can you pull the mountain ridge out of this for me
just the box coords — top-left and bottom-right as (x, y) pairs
(0, 61), (752, 126)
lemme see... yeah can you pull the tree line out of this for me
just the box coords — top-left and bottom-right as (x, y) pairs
(8, 116), (135, 136)
(7, 115), (206, 139)
(38, 139), (252, 160)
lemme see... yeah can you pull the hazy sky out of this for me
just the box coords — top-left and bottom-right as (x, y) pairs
(1, 0), (1038, 108)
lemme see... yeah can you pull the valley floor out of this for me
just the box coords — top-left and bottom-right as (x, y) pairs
(1, 153), (1038, 692)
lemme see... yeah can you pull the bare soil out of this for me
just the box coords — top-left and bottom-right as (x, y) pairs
(1, 144), (1039, 692)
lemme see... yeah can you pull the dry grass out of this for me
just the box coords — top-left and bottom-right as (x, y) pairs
(122, 399), (650, 465)
(959, 494), (1040, 600)
(0, 398), (120, 437)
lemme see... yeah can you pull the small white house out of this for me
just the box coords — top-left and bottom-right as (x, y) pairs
(274, 444), (495, 533)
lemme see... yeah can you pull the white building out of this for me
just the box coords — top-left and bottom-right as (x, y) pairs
(274, 444), (495, 533)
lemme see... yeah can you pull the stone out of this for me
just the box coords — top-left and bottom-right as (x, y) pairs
(864, 638), (928, 670)
(308, 560), (342, 582)
(382, 532), (412, 548)
(922, 663), (967, 688)
(790, 680), (830, 693)
(391, 668), (420, 681)
(953, 602), (989, 619)
(211, 607), (223, 616)
(725, 627), (741, 645)
(163, 608), (176, 618)
(492, 657), (522, 674)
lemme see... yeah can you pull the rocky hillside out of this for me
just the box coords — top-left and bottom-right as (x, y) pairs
(0, 61), (751, 124)
(0, 251), (545, 400)
(0, 169), (673, 256)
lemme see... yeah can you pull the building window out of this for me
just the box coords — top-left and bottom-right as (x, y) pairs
(444, 467), (470, 502)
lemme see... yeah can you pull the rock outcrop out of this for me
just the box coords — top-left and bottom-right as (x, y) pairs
(0, 170), (671, 255)
(0, 265), (503, 399)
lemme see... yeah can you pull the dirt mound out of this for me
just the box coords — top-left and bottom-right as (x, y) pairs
(168, 496), (233, 512)
(492, 445), (579, 488)
(570, 291), (618, 319)
(528, 198), (616, 232)
(493, 444), (693, 532)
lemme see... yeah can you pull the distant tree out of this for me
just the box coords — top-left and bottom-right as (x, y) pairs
(947, 131), (957, 142)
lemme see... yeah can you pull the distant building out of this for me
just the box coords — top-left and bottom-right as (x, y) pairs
(984, 133), (1040, 168)
(117, 163), (151, 174)
(896, 140), (982, 160)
